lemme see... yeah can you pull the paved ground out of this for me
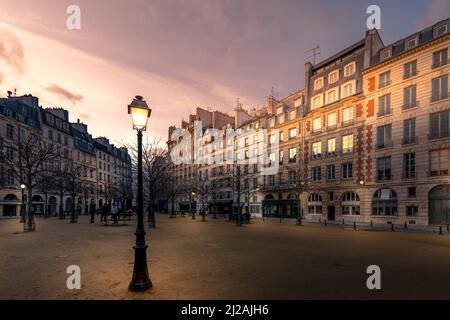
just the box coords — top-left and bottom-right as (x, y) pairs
(1, 214), (450, 300)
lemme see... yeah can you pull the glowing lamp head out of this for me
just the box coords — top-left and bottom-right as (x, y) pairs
(128, 95), (151, 131)
(20, 184), (26, 189)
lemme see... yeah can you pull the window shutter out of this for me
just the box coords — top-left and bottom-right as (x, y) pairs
(442, 75), (448, 99)
(432, 78), (439, 100)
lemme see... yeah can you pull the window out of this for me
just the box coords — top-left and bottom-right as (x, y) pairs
(289, 148), (297, 163)
(288, 171), (296, 185)
(435, 24), (448, 37)
(314, 78), (324, 90)
(327, 138), (336, 156)
(288, 127), (297, 139)
(341, 192), (360, 215)
(269, 134), (276, 145)
(6, 148), (14, 161)
(328, 70), (339, 84)
(279, 150), (284, 164)
(342, 82), (354, 98)
(372, 188), (398, 216)
(327, 112), (336, 129)
(6, 124), (14, 139)
(381, 48), (392, 61)
(294, 98), (302, 108)
(431, 75), (448, 102)
(326, 89), (338, 104)
(403, 60), (417, 79)
(312, 142), (322, 159)
(379, 71), (391, 88)
(403, 118), (417, 144)
(18, 128), (24, 143)
(279, 131), (284, 142)
(344, 62), (355, 77)
(407, 187), (416, 198)
(342, 107), (353, 125)
(312, 95), (323, 109)
(432, 48), (448, 69)
(308, 193), (322, 214)
(327, 165), (335, 181)
(311, 167), (321, 181)
(406, 38), (417, 49)
(378, 94), (391, 117)
(429, 110), (449, 139)
(342, 163), (353, 179)
(377, 157), (392, 181)
(406, 206), (418, 217)
(342, 134), (353, 153)
(403, 86), (417, 109)
(429, 148), (449, 176)
(289, 109), (297, 120)
(403, 153), (416, 179)
(312, 117), (322, 133)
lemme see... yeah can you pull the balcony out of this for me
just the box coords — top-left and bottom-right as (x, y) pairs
(403, 71), (418, 80)
(402, 101), (419, 110)
(402, 172), (416, 179)
(430, 94), (450, 103)
(376, 174), (393, 182)
(311, 154), (322, 160)
(342, 119), (354, 127)
(326, 151), (336, 158)
(378, 80), (392, 89)
(340, 149), (354, 156)
(428, 170), (449, 177)
(428, 131), (450, 140)
(327, 124), (337, 131)
(431, 59), (449, 69)
(312, 128), (322, 135)
(376, 141), (393, 150)
(402, 136), (418, 145)
(377, 110), (392, 118)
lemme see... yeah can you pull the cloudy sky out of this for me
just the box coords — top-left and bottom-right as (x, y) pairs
(0, 0), (448, 145)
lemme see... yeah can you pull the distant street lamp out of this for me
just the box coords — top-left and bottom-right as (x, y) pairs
(128, 95), (152, 292)
(191, 192), (196, 220)
(20, 184), (26, 223)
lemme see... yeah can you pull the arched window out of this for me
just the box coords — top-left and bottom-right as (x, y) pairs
(308, 193), (322, 214)
(341, 192), (360, 215)
(372, 188), (398, 216)
(265, 194), (275, 200)
(287, 193), (297, 200)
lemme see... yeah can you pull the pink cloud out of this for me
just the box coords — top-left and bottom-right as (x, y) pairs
(0, 27), (26, 73)
(46, 84), (84, 104)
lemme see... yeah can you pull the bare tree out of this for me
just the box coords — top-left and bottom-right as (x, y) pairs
(195, 169), (210, 222)
(0, 131), (56, 232)
(231, 162), (247, 226)
(65, 158), (83, 223)
(163, 164), (182, 218)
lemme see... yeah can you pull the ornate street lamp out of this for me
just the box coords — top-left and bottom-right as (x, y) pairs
(128, 95), (152, 292)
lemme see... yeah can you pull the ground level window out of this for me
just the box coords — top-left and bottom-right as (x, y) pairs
(308, 205), (322, 214)
(406, 206), (418, 216)
(372, 188), (398, 216)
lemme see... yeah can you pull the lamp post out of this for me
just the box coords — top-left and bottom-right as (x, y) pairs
(191, 192), (196, 220)
(20, 184), (26, 223)
(128, 95), (152, 292)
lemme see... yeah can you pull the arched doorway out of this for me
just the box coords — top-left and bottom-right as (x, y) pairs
(2, 194), (19, 217)
(48, 196), (57, 216)
(341, 192), (360, 216)
(307, 193), (322, 215)
(32, 195), (44, 215)
(429, 185), (450, 225)
(372, 188), (398, 216)
(65, 197), (74, 213)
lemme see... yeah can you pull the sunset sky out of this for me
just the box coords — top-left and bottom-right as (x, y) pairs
(0, 0), (448, 145)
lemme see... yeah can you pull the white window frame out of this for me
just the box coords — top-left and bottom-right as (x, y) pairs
(327, 112), (337, 129)
(326, 89), (338, 104)
(328, 70), (339, 84)
(314, 77), (324, 90)
(344, 62), (355, 77)
(312, 117), (322, 132)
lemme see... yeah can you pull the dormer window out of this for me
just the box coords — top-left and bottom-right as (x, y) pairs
(328, 70), (339, 84)
(314, 77), (324, 90)
(381, 48), (392, 61)
(344, 62), (355, 77)
(294, 97), (303, 107)
(435, 24), (448, 37)
(406, 37), (418, 49)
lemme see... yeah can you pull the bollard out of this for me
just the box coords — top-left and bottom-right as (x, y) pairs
(370, 220), (373, 227)
(439, 226), (443, 235)
(353, 221), (356, 230)
(324, 220), (327, 226)
(342, 219), (345, 225)
(391, 223), (394, 232)
(447, 224), (449, 232)
(319, 217), (322, 224)
(404, 221), (408, 230)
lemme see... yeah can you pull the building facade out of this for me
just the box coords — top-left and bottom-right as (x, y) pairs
(167, 17), (450, 226)
(0, 94), (133, 217)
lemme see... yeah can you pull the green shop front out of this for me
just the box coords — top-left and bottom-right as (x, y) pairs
(262, 196), (299, 219)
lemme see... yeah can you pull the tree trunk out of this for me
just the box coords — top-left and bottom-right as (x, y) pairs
(25, 185), (35, 232)
(148, 195), (156, 228)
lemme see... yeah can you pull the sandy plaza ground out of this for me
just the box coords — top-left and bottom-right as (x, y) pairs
(1, 214), (450, 300)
